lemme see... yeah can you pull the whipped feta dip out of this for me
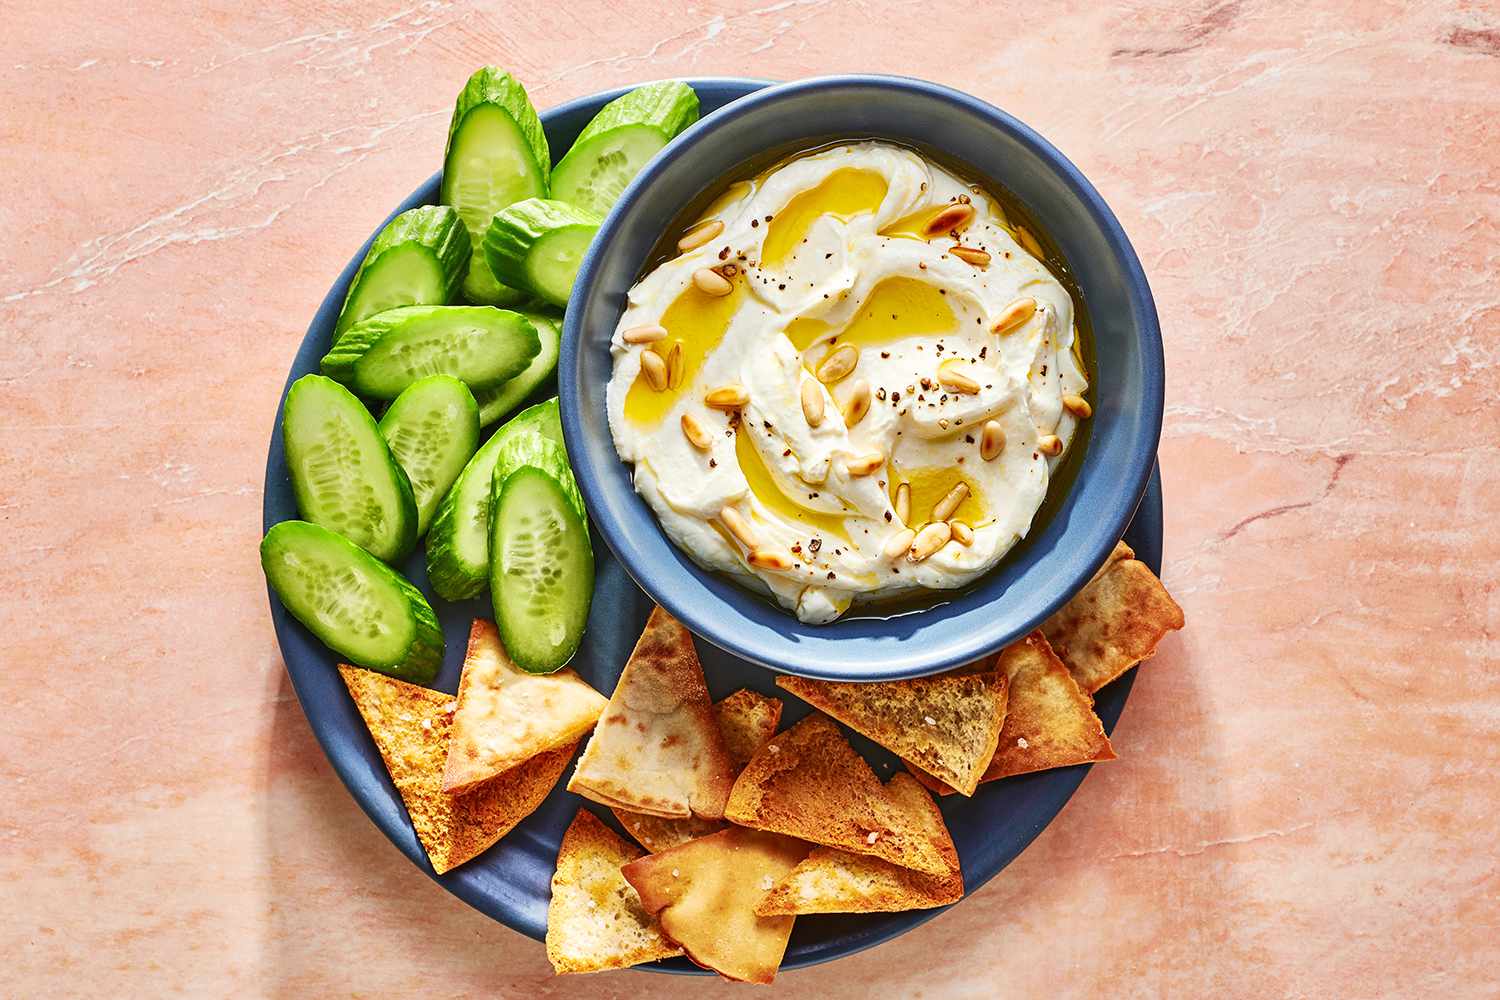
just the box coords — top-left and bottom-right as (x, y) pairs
(605, 141), (1089, 623)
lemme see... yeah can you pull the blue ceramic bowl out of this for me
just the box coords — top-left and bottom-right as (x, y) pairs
(561, 75), (1162, 680)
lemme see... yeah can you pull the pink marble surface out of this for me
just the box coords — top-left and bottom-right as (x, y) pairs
(4, 1), (1498, 996)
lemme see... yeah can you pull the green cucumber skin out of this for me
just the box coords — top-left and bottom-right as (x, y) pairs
(424, 397), (563, 601)
(491, 466), (594, 674)
(550, 81), (699, 216)
(474, 310), (562, 427)
(261, 520), (442, 682)
(443, 67), (550, 191)
(378, 375), (480, 537)
(567, 80), (699, 152)
(482, 198), (601, 307)
(441, 68), (550, 306)
(319, 305), (540, 399)
(282, 374), (417, 563)
(333, 206), (470, 337)
(490, 430), (586, 523)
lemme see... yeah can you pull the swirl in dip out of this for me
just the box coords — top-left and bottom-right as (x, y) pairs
(605, 141), (1089, 624)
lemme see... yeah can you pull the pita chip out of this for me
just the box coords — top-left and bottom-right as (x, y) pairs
(724, 713), (952, 877)
(568, 607), (736, 819)
(443, 620), (607, 794)
(713, 688), (784, 768)
(908, 632), (1115, 795)
(546, 809), (682, 974)
(621, 827), (808, 984)
(1043, 555), (1184, 694)
(611, 688), (783, 852)
(338, 665), (574, 874)
(756, 773), (962, 915)
(775, 670), (1008, 796)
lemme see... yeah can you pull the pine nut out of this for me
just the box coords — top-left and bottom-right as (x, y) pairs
(816, 343), (859, 384)
(895, 482), (911, 525)
(801, 380), (825, 427)
(980, 420), (1006, 461)
(639, 350), (668, 390)
(623, 324), (667, 344)
(680, 413), (712, 450)
(693, 267), (733, 296)
(908, 521), (952, 562)
(844, 451), (885, 477)
(666, 341), (685, 389)
(843, 379), (871, 426)
(948, 246), (991, 267)
(748, 546), (794, 571)
(922, 203), (975, 237)
(992, 297), (1037, 335)
(704, 384), (749, 410)
(719, 506), (758, 549)
(1037, 434), (1063, 457)
(882, 528), (917, 560)
(677, 219), (724, 253)
(931, 482), (969, 522)
(937, 366), (980, 395)
(950, 520), (974, 546)
(1063, 394), (1092, 418)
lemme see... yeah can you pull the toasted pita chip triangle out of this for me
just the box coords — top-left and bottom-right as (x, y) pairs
(568, 607), (736, 819)
(1091, 539), (1135, 584)
(1043, 555), (1184, 694)
(755, 774), (962, 915)
(338, 665), (573, 874)
(621, 827), (808, 984)
(713, 688), (784, 768)
(907, 632), (1115, 795)
(724, 713), (952, 876)
(775, 670), (1007, 796)
(442, 620), (607, 794)
(546, 809), (682, 973)
(611, 688), (783, 852)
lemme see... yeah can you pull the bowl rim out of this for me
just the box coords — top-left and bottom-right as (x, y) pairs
(560, 73), (1163, 680)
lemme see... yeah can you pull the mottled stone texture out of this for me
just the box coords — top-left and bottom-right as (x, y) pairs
(3, 1), (1497, 996)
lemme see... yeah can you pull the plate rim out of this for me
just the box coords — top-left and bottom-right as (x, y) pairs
(260, 76), (1164, 975)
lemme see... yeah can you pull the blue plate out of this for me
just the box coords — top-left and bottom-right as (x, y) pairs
(263, 78), (1166, 974)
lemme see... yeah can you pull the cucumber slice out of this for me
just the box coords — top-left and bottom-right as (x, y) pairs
(550, 81), (700, 217)
(424, 397), (563, 601)
(492, 465), (594, 673)
(282, 374), (417, 562)
(483, 199), (601, 308)
(441, 67), (549, 306)
(333, 205), (469, 337)
(261, 520), (442, 682)
(320, 305), (540, 400)
(378, 374), (479, 536)
(474, 309), (562, 427)
(491, 425), (586, 522)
